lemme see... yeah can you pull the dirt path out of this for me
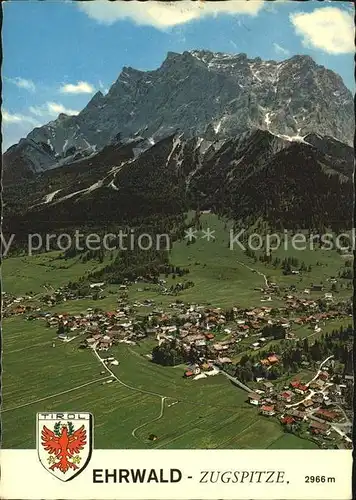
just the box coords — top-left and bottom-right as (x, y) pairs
(92, 348), (168, 398)
(236, 260), (269, 287)
(92, 348), (171, 442)
(131, 396), (167, 439)
(215, 365), (252, 392)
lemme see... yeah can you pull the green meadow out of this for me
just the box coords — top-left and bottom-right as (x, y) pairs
(1, 317), (318, 449)
(1, 213), (349, 449)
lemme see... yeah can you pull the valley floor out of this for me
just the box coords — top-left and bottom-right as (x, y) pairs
(1, 214), (353, 450)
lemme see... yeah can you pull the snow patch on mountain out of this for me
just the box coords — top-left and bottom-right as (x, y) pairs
(44, 189), (62, 204)
(166, 135), (183, 166)
(109, 180), (119, 191)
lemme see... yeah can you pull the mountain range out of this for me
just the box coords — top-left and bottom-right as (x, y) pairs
(3, 50), (354, 180)
(2, 50), (354, 235)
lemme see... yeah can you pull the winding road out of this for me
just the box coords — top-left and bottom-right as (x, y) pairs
(92, 348), (170, 441)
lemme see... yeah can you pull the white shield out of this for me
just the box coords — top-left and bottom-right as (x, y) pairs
(36, 412), (93, 482)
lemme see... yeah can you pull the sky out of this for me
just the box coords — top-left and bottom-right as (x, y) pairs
(2, 0), (354, 150)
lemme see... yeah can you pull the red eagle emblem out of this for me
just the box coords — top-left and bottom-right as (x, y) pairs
(41, 421), (87, 474)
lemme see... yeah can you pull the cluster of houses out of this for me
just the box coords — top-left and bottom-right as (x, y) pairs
(183, 362), (220, 380)
(247, 367), (351, 446)
(6, 283), (348, 368)
(2, 292), (40, 318)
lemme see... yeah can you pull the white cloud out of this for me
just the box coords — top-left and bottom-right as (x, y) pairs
(47, 102), (79, 115)
(28, 105), (46, 117)
(59, 81), (95, 94)
(2, 109), (39, 126)
(290, 7), (354, 55)
(8, 77), (36, 92)
(273, 42), (290, 56)
(77, 0), (264, 29)
(29, 102), (79, 117)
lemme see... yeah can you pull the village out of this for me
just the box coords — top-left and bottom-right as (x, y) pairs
(2, 272), (353, 450)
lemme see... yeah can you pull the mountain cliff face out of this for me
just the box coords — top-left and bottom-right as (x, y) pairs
(3, 50), (354, 181)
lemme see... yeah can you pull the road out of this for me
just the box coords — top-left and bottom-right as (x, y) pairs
(306, 355), (334, 387)
(286, 356), (335, 409)
(92, 347), (169, 441)
(331, 424), (352, 443)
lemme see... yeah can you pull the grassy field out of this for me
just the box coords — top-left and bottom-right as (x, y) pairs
(1, 251), (113, 296)
(3, 214), (351, 309)
(2, 316), (320, 450)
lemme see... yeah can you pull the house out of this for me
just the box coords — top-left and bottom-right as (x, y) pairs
(260, 405), (275, 416)
(324, 293), (333, 300)
(213, 343), (228, 352)
(204, 333), (215, 340)
(267, 354), (279, 365)
(309, 421), (330, 436)
(187, 364), (201, 375)
(315, 409), (338, 422)
(311, 393), (324, 404)
(248, 393), (262, 406)
(318, 371), (329, 381)
(310, 379), (325, 390)
(251, 342), (260, 350)
(287, 409), (306, 421)
(311, 284), (323, 292)
(184, 370), (194, 378)
(90, 282), (105, 289)
(279, 391), (293, 403)
(260, 359), (270, 366)
(290, 380), (300, 390)
(281, 416), (295, 425)
(218, 357), (232, 364)
(302, 399), (314, 409)
(262, 381), (274, 393)
(290, 380), (308, 394)
(295, 384), (308, 395)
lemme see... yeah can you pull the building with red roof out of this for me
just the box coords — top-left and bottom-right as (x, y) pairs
(260, 405), (275, 416)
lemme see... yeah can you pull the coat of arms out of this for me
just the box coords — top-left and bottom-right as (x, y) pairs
(37, 412), (93, 481)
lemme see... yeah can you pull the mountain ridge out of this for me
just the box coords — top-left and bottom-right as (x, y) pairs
(3, 49), (354, 182)
(4, 129), (353, 237)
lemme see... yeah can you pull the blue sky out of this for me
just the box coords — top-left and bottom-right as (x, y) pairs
(2, 0), (354, 150)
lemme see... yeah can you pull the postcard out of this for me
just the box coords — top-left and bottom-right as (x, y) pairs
(1, 1), (354, 499)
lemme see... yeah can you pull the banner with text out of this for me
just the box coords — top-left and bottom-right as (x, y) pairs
(0, 449), (352, 499)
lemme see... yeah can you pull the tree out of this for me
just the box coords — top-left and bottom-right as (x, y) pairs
(262, 324), (286, 340)
(57, 322), (65, 336)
